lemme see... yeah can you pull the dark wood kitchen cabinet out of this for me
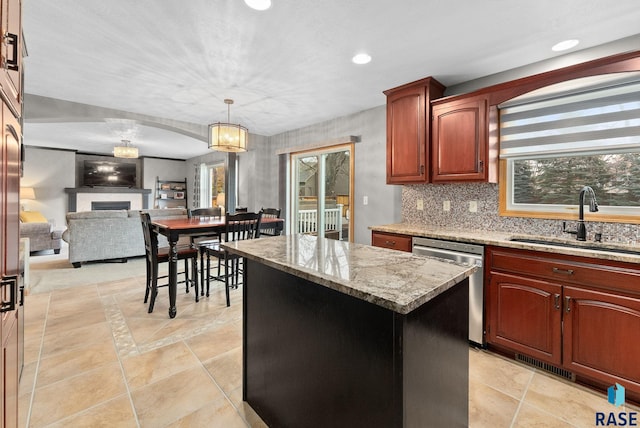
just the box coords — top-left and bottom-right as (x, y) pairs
(487, 271), (562, 365)
(383, 77), (445, 184)
(371, 231), (412, 252)
(1, 98), (21, 428)
(0, 0), (22, 117)
(486, 246), (640, 400)
(1, 0), (23, 424)
(431, 95), (489, 182)
(563, 286), (640, 392)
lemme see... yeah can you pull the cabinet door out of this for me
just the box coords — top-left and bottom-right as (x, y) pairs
(0, 0), (22, 116)
(385, 84), (427, 184)
(431, 97), (487, 182)
(563, 286), (640, 389)
(487, 272), (562, 365)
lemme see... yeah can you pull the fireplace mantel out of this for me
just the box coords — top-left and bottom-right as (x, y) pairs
(65, 187), (152, 212)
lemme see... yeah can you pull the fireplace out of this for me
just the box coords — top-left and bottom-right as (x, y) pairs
(91, 201), (131, 211)
(64, 187), (152, 212)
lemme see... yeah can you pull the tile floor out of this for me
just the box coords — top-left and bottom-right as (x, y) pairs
(19, 258), (636, 427)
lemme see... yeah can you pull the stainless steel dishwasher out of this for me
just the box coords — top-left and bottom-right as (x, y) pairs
(412, 237), (485, 346)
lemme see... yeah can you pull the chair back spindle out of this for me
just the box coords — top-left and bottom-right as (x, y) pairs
(259, 207), (281, 236)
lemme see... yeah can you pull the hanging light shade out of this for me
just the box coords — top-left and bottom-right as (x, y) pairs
(208, 99), (248, 152)
(113, 139), (139, 158)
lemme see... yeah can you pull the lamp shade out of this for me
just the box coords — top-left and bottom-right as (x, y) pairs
(113, 140), (139, 158)
(216, 192), (225, 208)
(19, 187), (36, 200)
(208, 99), (248, 152)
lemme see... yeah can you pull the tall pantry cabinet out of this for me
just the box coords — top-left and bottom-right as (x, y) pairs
(0, 0), (22, 425)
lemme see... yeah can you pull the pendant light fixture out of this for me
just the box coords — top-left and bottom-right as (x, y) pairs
(208, 99), (248, 152)
(113, 139), (139, 158)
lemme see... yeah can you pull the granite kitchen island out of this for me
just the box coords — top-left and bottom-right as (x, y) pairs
(223, 234), (477, 428)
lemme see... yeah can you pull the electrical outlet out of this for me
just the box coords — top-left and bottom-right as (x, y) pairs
(363, 195), (368, 205)
(469, 201), (478, 213)
(443, 200), (451, 212)
(417, 199), (424, 211)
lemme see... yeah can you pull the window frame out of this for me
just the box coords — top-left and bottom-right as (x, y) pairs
(499, 157), (640, 224)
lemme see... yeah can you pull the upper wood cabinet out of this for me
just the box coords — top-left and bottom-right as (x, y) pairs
(0, 0), (22, 118)
(384, 77), (444, 184)
(431, 96), (490, 182)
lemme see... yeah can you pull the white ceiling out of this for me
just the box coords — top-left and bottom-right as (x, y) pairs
(22, 0), (640, 160)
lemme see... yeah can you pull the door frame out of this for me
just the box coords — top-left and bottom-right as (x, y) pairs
(288, 143), (354, 241)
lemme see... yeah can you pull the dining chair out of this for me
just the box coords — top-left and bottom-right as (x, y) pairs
(140, 212), (200, 313)
(188, 207), (223, 294)
(203, 211), (263, 306)
(259, 207), (282, 236)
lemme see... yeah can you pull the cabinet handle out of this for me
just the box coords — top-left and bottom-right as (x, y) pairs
(420, 165), (425, 175)
(0, 276), (17, 313)
(385, 240), (396, 246)
(565, 296), (571, 313)
(478, 160), (484, 172)
(4, 32), (19, 71)
(552, 267), (574, 275)
(554, 294), (561, 310)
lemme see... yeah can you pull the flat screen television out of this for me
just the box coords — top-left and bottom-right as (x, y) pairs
(82, 160), (137, 187)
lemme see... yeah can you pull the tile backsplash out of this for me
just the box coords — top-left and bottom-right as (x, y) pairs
(402, 183), (640, 245)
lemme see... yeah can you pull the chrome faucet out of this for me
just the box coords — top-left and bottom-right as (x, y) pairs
(576, 186), (599, 241)
(562, 186), (599, 241)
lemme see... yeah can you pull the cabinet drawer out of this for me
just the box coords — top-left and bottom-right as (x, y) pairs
(371, 232), (412, 252)
(488, 246), (640, 295)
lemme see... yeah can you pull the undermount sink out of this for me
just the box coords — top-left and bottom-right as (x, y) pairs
(508, 237), (640, 256)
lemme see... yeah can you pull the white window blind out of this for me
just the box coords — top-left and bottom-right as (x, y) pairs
(499, 79), (640, 159)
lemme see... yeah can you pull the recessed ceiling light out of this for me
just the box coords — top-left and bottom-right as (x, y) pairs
(552, 39), (579, 52)
(244, 0), (271, 10)
(352, 53), (372, 65)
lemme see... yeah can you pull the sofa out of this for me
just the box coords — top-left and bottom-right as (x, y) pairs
(19, 211), (63, 254)
(62, 208), (188, 268)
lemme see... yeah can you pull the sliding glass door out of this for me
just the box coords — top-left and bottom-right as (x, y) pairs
(291, 144), (353, 241)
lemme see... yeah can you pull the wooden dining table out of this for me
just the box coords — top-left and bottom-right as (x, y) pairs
(150, 216), (284, 318)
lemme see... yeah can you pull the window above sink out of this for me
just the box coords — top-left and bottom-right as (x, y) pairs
(498, 70), (640, 225)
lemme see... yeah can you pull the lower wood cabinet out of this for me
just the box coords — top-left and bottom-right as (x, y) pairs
(487, 272), (562, 365)
(563, 286), (640, 390)
(371, 231), (412, 252)
(486, 246), (640, 399)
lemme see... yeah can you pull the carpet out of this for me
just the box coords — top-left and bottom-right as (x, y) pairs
(28, 251), (150, 294)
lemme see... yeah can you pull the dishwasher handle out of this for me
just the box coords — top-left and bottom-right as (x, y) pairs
(413, 245), (483, 267)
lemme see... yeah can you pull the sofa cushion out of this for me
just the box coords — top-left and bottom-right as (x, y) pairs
(66, 210), (129, 221)
(20, 211), (48, 223)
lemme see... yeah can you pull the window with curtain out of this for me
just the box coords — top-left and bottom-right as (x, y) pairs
(499, 73), (640, 220)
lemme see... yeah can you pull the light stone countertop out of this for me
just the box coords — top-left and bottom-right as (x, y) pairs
(222, 234), (476, 315)
(370, 223), (640, 264)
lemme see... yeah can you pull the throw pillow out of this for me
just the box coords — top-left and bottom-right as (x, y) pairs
(19, 211), (48, 223)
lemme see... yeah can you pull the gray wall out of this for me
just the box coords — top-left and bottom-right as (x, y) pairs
(22, 147), (76, 228)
